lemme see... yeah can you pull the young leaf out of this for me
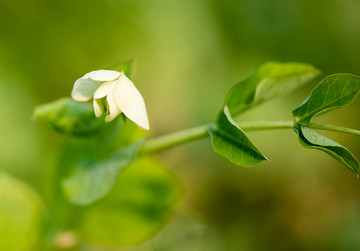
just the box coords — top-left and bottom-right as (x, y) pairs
(208, 107), (267, 167)
(295, 125), (359, 175)
(77, 158), (181, 246)
(106, 59), (134, 78)
(293, 74), (360, 125)
(226, 62), (319, 116)
(33, 98), (103, 136)
(61, 138), (146, 205)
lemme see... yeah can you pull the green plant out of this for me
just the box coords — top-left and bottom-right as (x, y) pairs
(31, 60), (360, 248)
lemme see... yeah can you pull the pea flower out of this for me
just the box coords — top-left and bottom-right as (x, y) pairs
(71, 70), (149, 130)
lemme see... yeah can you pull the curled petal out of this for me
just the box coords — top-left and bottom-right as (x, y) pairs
(105, 84), (122, 122)
(113, 73), (149, 130)
(93, 98), (105, 117)
(71, 78), (101, 102)
(84, 70), (121, 82)
(94, 81), (115, 99)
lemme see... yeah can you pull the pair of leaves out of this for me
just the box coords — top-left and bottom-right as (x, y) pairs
(209, 62), (319, 167)
(60, 149), (182, 247)
(292, 74), (360, 175)
(76, 158), (181, 246)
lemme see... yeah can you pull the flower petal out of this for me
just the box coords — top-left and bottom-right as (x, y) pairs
(105, 83), (122, 122)
(93, 98), (105, 117)
(112, 73), (149, 130)
(71, 78), (101, 102)
(93, 81), (115, 99)
(84, 70), (121, 82)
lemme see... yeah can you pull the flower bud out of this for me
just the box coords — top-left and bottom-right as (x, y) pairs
(33, 98), (103, 136)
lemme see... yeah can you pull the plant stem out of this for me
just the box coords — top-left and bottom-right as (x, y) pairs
(309, 123), (360, 136)
(140, 124), (210, 155)
(141, 120), (360, 155)
(141, 120), (293, 155)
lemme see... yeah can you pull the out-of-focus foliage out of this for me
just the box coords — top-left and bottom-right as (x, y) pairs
(0, 171), (43, 251)
(35, 92), (182, 247)
(77, 158), (181, 246)
(34, 58), (154, 205)
(62, 138), (145, 205)
(2, 0), (360, 250)
(33, 98), (103, 136)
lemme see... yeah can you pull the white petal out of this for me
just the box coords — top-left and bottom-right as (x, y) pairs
(93, 98), (104, 117)
(71, 78), (101, 102)
(105, 83), (122, 122)
(84, 70), (121, 82)
(112, 73), (149, 130)
(93, 81), (115, 99)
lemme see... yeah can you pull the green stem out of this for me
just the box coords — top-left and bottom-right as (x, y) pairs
(141, 120), (293, 155)
(141, 120), (360, 155)
(141, 124), (210, 155)
(308, 123), (360, 136)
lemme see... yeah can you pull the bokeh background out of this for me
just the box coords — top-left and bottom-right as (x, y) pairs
(1, 0), (360, 250)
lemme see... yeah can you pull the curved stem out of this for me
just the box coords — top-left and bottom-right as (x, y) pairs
(141, 124), (210, 155)
(141, 120), (360, 155)
(141, 120), (293, 155)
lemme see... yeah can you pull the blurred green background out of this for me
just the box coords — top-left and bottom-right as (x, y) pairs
(1, 0), (360, 250)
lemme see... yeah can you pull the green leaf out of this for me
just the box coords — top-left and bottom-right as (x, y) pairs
(208, 107), (267, 167)
(295, 125), (359, 175)
(111, 115), (149, 149)
(226, 62), (319, 116)
(33, 98), (103, 136)
(293, 74), (360, 125)
(0, 171), (44, 251)
(106, 59), (134, 77)
(77, 158), (182, 246)
(61, 138), (146, 205)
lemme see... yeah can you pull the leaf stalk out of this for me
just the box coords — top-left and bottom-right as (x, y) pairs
(141, 121), (360, 155)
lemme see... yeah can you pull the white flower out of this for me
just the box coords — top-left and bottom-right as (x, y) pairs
(71, 70), (149, 130)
